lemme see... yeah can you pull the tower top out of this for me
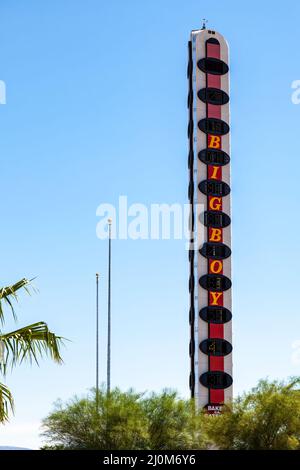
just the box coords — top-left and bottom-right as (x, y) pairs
(201, 19), (208, 30)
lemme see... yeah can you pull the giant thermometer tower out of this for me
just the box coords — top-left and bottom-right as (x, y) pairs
(188, 26), (233, 413)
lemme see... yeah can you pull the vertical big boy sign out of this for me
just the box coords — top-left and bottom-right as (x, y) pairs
(188, 27), (233, 412)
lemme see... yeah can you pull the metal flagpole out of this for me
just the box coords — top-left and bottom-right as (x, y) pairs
(96, 273), (100, 412)
(107, 218), (112, 395)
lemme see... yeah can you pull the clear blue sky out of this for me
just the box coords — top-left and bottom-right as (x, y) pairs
(0, 0), (300, 448)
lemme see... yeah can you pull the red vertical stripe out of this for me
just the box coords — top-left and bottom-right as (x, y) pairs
(208, 165), (222, 180)
(210, 389), (224, 404)
(210, 356), (224, 370)
(207, 75), (220, 88)
(206, 43), (220, 58)
(208, 227), (223, 243)
(210, 324), (224, 338)
(206, 40), (225, 405)
(207, 103), (221, 119)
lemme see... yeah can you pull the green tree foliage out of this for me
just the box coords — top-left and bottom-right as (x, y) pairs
(42, 388), (150, 450)
(42, 378), (300, 450)
(202, 377), (300, 450)
(102, 388), (149, 449)
(142, 390), (205, 449)
(0, 278), (63, 422)
(41, 388), (207, 450)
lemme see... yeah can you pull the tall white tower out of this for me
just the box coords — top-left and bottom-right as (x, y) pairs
(188, 27), (233, 413)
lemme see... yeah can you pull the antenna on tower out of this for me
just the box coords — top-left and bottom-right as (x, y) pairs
(201, 19), (208, 30)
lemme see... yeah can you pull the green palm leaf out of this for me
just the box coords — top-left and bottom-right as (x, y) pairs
(0, 382), (14, 422)
(0, 322), (64, 374)
(0, 278), (65, 422)
(0, 278), (34, 324)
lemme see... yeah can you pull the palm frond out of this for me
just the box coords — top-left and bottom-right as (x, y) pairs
(0, 322), (64, 374)
(0, 278), (34, 324)
(0, 382), (14, 423)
